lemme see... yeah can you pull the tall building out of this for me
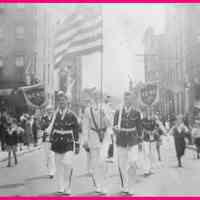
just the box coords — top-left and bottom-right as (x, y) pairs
(0, 5), (37, 89)
(143, 27), (175, 116)
(35, 7), (59, 106)
(143, 6), (200, 116)
(0, 4), (37, 112)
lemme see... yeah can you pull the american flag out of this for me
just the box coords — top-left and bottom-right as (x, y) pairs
(54, 5), (103, 67)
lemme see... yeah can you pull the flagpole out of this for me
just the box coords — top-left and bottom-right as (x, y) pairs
(100, 4), (103, 129)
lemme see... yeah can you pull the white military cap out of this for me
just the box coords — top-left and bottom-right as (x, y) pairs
(46, 104), (53, 110)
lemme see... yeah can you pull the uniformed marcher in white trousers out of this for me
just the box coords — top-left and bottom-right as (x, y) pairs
(113, 92), (142, 195)
(42, 105), (55, 178)
(82, 98), (110, 195)
(46, 91), (80, 195)
(141, 113), (166, 176)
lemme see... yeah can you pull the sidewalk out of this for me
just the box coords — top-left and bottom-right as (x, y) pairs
(0, 143), (41, 163)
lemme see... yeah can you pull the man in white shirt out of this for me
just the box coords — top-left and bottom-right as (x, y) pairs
(82, 96), (110, 195)
(42, 105), (55, 178)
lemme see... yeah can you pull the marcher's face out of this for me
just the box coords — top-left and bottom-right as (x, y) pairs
(47, 110), (53, 116)
(143, 111), (148, 118)
(176, 117), (182, 125)
(124, 95), (132, 107)
(59, 96), (67, 109)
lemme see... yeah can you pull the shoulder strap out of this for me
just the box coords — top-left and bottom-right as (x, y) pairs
(117, 106), (123, 129)
(90, 107), (98, 130)
(46, 108), (58, 134)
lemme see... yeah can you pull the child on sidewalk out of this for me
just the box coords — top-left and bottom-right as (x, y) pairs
(5, 119), (18, 167)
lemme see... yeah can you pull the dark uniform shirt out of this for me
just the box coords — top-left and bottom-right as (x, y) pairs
(142, 118), (164, 142)
(51, 109), (79, 153)
(41, 115), (52, 142)
(113, 107), (142, 147)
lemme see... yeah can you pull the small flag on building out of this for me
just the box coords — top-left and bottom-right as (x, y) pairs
(54, 5), (103, 67)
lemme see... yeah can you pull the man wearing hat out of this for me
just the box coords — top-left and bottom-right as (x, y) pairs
(192, 114), (200, 159)
(113, 91), (142, 195)
(82, 92), (110, 194)
(42, 105), (55, 178)
(141, 111), (166, 176)
(46, 91), (80, 195)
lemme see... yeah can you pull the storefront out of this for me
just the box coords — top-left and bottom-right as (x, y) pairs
(1, 84), (47, 118)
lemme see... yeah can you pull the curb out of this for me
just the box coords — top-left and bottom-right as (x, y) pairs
(186, 145), (197, 151)
(0, 146), (41, 163)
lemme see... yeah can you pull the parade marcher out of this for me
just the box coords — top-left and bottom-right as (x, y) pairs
(102, 95), (115, 162)
(168, 115), (189, 167)
(46, 91), (80, 195)
(24, 115), (32, 148)
(191, 117), (200, 159)
(141, 112), (166, 176)
(16, 122), (24, 151)
(113, 91), (142, 195)
(42, 105), (56, 178)
(0, 109), (8, 151)
(32, 116), (39, 147)
(5, 119), (18, 167)
(82, 93), (110, 195)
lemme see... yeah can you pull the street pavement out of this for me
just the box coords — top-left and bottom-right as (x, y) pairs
(0, 136), (200, 196)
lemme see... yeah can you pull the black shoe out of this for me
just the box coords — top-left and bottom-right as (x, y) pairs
(144, 171), (154, 177)
(49, 175), (54, 179)
(7, 164), (11, 168)
(197, 154), (200, 159)
(55, 191), (64, 195)
(178, 162), (182, 167)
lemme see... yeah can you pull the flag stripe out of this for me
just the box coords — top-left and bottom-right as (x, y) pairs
(70, 32), (102, 48)
(68, 38), (102, 54)
(54, 5), (103, 66)
(68, 45), (102, 58)
(56, 14), (83, 36)
(55, 16), (101, 46)
(55, 42), (102, 66)
(55, 39), (102, 65)
(57, 7), (101, 36)
(55, 34), (102, 61)
(55, 27), (101, 57)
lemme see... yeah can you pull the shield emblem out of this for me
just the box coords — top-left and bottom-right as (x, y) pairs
(140, 83), (159, 107)
(25, 88), (45, 106)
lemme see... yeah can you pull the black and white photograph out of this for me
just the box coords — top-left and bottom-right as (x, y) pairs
(0, 3), (200, 196)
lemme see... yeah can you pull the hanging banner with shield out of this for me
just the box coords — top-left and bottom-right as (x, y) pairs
(139, 82), (159, 108)
(19, 84), (47, 109)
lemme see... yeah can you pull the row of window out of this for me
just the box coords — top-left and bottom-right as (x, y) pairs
(0, 25), (25, 40)
(0, 56), (24, 67)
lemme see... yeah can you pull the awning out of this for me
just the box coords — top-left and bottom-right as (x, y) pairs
(0, 89), (12, 96)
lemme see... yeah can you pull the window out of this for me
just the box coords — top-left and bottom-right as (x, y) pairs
(15, 56), (24, 67)
(15, 25), (25, 39)
(0, 57), (4, 68)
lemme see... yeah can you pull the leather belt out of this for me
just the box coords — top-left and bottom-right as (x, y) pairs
(53, 129), (73, 135)
(143, 129), (153, 134)
(91, 127), (107, 133)
(113, 126), (137, 132)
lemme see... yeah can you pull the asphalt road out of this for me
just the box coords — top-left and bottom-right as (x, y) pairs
(0, 136), (200, 196)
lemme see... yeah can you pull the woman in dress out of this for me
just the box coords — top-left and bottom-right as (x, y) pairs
(191, 117), (200, 159)
(168, 115), (189, 167)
